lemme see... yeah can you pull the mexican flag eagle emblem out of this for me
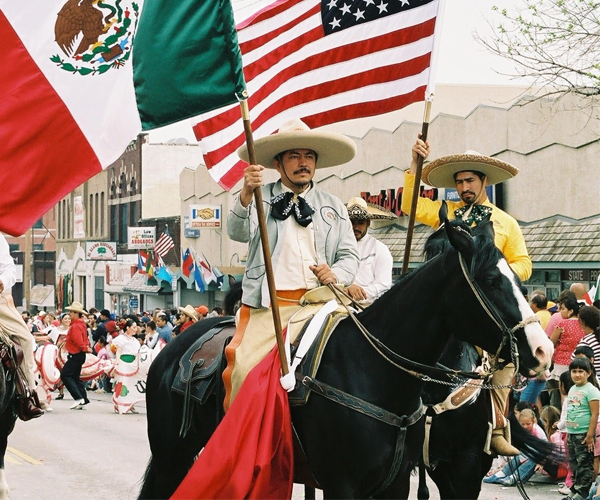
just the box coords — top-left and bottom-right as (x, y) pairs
(51, 0), (140, 76)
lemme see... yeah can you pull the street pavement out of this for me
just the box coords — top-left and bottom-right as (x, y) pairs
(6, 390), (564, 500)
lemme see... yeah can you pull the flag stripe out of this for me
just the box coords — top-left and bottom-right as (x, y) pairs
(0, 10), (102, 236)
(191, 0), (441, 189)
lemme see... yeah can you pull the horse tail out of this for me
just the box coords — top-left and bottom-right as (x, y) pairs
(510, 413), (558, 465)
(137, 457), (157, 500)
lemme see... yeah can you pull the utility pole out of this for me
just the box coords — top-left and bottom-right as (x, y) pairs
(23, 227), (32, 311)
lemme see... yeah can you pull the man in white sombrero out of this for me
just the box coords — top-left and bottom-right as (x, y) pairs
(224, 119), (359, 409)
(345, 197), (394, 304)
(402, 136), (532, 457)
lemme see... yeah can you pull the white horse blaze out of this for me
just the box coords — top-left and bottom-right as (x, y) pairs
(497, 259), (554, 373)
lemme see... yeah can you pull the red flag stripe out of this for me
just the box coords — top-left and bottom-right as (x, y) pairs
(0, 11), (101, 236)
(192, 0), (442, 188)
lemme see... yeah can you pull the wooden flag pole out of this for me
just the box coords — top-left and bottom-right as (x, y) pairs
(401, 99), (433, 276)
(239, 100), (289, 376)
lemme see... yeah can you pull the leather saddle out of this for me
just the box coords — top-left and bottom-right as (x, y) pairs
(171, 319), (235, 438)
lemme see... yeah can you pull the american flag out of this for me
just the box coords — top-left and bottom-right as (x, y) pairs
(193, 0), (444, 190)
(154, 231), (175, 258)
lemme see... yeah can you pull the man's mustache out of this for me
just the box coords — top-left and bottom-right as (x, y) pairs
(461, 191), (475, 196)
(294, 168), (311, 174)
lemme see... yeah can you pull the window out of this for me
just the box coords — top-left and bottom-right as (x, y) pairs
(110, 205), (118, 242)
(33, 219), (43, 229)
(100, 192), (105, 236)
(120, 204), (129, 244)
(95, 193), (99, 235)
(89, 194), (94, 237)
(94, 276), (104, 310)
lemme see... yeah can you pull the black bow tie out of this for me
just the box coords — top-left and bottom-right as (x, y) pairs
(270, 192), (315, 227)
(454, 204), (492, 226)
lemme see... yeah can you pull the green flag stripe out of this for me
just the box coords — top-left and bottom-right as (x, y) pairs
(133, 0), (247, 130)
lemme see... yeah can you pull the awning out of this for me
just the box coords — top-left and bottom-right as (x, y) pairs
(123, 272), (161, 294)
(30, 285), (55, 307)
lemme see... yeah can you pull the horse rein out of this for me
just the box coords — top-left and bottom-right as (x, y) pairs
(325, 250), (541, 390)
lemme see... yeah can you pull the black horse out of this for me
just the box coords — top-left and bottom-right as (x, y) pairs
(0, 346), (19, 500)
(138, 209), (553, 499)
(415, 221), (555, 500)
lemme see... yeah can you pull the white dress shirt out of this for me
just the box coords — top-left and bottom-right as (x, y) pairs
(354, 233), (393, 302)
(0, 233), (17, 292)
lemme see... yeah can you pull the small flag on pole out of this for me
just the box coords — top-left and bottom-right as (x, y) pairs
(154, 230), (175, 258)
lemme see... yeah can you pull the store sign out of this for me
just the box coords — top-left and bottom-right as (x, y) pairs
(128, 227), (155, 249)
(106, 263), (136, 286)
(85, 242), (118, 261)
(561, 269), (600, 282)
(190, 204), (221, 228)
(183, 215), (200, 238)
(361, 186), (439, 217)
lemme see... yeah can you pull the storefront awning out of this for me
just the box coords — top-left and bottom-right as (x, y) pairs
(30, 285), (55, 307)
(123, 272), (161, 294)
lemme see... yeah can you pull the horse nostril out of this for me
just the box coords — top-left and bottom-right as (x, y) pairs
(535, 346), (547, 363)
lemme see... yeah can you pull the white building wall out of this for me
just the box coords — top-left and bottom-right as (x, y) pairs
(141, 143), (203, 219)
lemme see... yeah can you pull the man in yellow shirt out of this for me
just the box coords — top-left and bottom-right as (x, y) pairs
(402, 136), (532, 456)
(530, 294), (552, 330)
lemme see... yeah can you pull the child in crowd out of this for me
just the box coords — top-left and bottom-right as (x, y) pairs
(540, 405), (568, 480)
(556, 370), (576, 495)
(483, 408), (547, 486)
(564, 357), (600, 500)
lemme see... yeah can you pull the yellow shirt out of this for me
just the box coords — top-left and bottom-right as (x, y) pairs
(401, 172), (532, 281)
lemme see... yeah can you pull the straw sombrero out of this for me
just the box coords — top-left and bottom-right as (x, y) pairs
(65, 301), (87, 315)
(346, 197), (397, 221)
(422, 151), (519, 188)
(178, 304), (199, 322)
(237, 118), (356, 169)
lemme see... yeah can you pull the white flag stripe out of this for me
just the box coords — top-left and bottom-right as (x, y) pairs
(237, 0), (317, 43)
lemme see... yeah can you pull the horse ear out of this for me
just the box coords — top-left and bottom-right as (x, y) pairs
(477, 219), (495, 243)
(438, 200), (449, 225)
(444, 213), (475, 259)
(228, 274), (237, 287)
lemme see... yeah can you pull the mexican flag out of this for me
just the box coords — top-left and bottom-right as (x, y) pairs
(0, 0), (245, 236)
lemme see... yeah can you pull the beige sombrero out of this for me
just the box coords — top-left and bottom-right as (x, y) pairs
(346, 197), (397, 221)
(237, 118), (356, 169)
(422, 151), (519, 188)
(65, 301), (87, 315)
(178, 304), (199, 322)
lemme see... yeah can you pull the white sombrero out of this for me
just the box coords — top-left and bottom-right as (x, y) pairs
(422, 151), (519, 188)
(65, 301), (87, 315)
(346, 197), (397, 220)
(178, 304), (199, 322)
(237, 118), (356, 169)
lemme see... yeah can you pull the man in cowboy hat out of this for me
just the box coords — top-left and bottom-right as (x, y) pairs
(402, 136), (533, 456)
(345, 197), (394, 304)
(0, 233), (44, 419)
(62, 301), (92, 410)
(224, 118), (359, 408)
